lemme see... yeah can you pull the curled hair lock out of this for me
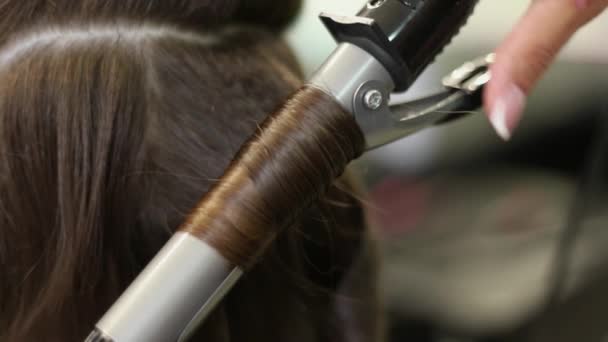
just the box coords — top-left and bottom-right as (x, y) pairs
(182, 86), (366, 268)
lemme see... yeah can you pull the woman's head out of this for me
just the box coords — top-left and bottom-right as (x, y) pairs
(0, 0), (302, 48)
(0, 2), (378, 341)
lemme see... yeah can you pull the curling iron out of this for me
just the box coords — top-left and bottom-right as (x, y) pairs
(87, 1), (491, 341)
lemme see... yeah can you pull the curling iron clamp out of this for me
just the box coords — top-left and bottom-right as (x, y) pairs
(87, 1), (491, 341)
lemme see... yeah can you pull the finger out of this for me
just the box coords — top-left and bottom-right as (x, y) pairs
(484, 0), (608, 140)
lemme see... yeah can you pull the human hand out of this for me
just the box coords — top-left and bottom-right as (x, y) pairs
(484, 0), (608, 140)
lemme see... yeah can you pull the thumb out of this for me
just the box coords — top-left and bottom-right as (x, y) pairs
(484, 0), (608, 140)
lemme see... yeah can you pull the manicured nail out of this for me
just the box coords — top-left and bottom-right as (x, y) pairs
(489, 83), (526, 141)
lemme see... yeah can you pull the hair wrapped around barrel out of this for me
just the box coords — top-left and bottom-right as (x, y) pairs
(182, 86), (366, 268)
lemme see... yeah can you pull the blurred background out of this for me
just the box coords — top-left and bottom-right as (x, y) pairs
(287, 1), (608, 341)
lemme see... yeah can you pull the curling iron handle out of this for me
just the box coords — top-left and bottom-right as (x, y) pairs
(322, 0), (479, 90)
(362, 0), (479, 82)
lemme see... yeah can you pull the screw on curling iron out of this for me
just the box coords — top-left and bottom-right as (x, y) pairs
(363, 89), (385, 110)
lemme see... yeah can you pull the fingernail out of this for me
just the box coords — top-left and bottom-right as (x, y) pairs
(489, 83), (526, 141)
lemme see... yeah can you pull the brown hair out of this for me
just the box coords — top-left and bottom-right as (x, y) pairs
(0, 0), (301, 48)
(0, 1), (381, 342)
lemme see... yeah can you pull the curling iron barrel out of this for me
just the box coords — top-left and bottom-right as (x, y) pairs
(87, 233), (242, 342)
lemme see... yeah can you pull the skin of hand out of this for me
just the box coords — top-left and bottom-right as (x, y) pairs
(484, 0), (608, 141)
